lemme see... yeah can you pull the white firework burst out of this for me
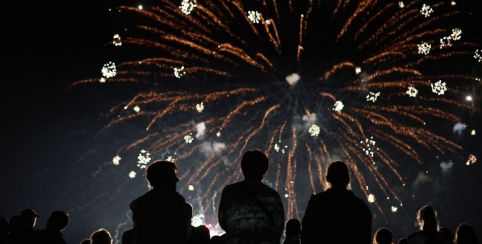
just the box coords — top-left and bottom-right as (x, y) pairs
(247, 10), (262, 23)
(431, 80), (447, 95)
(308, 124), (320, 137)
(333, 101), (344, 113)
(420, 4), (434, 17)
(406, 86), (419, 97)
(418, 42), (432, 55)
(174, 66), (186, 78)
(179, 0), (197, 15)
(366, 92), (381, 103)
(101, 62), (117, 78)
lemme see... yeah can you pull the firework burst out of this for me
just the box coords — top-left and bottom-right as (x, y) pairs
(76, 0), (479, 222)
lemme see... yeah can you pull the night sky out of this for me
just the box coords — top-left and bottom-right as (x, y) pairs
(1, 0), (482, 243)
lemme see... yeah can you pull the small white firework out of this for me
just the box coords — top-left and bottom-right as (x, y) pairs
(174, 66), (186, 78)
(191, 214), (204, 227)
(420, 4), (434, 17)
(333, 101), (344, 113)
(247, 10), (262, 23)
(101, 62), (117, 78)
(471, 130), (476, 136)
(308, 124), (320, 137)
(391, 206), (398, 213)
(466, 95), (473, 102)
(286, 73), (300, 87)
(440, 36), (452, 49)
(179, 0), (196, 15)
(184, 134), (194, 144)
(137, 149), (152, 169)
(188, 185), (195, 191)
(466, 154), (477, 166)
(355, 67), (362, 74)
(112, 34), (122, 46)
(398, 1), (405, 8)
(274, 143), (280, 152)
(361, 136), (378, 157)
(474, 49), (482, 63)
(406, 86), (419, 97)
(450, 28), (462, 41)
(112, 155), (122, 165)
(195, 102), (204, 113)
(366, 92), (381, 103)
(128, 171), (137, 179)
(368, 194), (376, 203)
(216, 131), (221, 137)
(418, 42), (432, 55)
(138, 5), (143, 10)
(431, 80), (447, 95)
(99, 77), (106, 83)
(133, 105), (141, 113)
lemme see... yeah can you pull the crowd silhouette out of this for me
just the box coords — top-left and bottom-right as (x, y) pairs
(0, 150), (479, 244)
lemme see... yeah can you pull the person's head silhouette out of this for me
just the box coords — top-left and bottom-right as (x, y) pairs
(417, 205), (438, 232)
(286, 218), (301, 236)
(20, 209), (40, 229)
(241, 150), (269, 181)
(455, 223), (479, 244)
(46, 211), (69, 232)
(375, 228), (394, 244)
(146, 160), (179, 189)
(91, 228), (112, 244)
(326, 161), (350, 189)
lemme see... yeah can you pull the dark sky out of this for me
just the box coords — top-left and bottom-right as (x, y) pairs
(1, 0), (482, 243)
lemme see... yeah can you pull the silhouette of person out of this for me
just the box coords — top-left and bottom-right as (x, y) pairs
(454, 224), (479, 244)
(80, 239), (92, 244)
(90, 229), (112, 244)
(34, 211), (69, 244)
(218, 150), (285, 244)
(301, 161), (372, 244)
(0, 217), (8, 244)
(375, 228), (394, 244)
(407, 205), (445, 244)
(283, 219), (301, 244)
(130, 160), (191, 244)
(8, 209), (40, 244)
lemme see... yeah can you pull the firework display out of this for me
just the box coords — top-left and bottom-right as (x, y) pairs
(76, 0), (480, 224)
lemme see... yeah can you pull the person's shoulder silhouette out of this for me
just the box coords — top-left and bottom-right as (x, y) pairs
(218, 150), (285, 244)
(301, 161), (372, 244)
(130, 160), (191, 244)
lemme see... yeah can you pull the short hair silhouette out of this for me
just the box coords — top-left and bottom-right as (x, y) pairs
(91, 228), (112, 244)
(455, 223), (479, 244)
(46, 211), (69, 231)
(286, 219), (301, 235)
(326, 161), (350, 188)
(241, 150), (269, 180)
(417, 205), (438, 232)
(146, 160), (179, 188)
(375, 228), (394, 244)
